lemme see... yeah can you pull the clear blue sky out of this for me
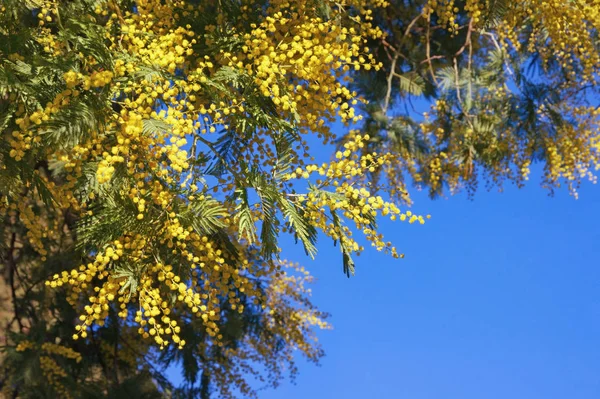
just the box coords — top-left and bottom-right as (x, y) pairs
(256, 162), (600, 398)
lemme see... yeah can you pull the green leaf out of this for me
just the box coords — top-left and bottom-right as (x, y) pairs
(330, 209), (355, 277)
(24, 0), (44, 9)
(259, 194), (278, 260)
(31, 171), (58, 207)
(38, 95), (108, 149)
(234, 187), (257, 244)
(186, 196), (228, 235)
(272, 130), (299, 180)
(0, 103), (16, 133)
(142, 118), (172, 136)
(113, 264), (142, 300)
(396, 71), (425, 96)
(280, 197), (318, 258)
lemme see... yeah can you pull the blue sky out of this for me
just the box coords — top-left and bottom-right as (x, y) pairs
(256, 162), (600, 399)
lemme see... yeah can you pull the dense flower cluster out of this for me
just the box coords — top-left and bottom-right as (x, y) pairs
(286, 133), (426, 258)
(1, 0), (423, 397)
(15, 341), (81, 398)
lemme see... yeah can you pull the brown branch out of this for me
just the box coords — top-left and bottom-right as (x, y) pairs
(403, 13), (423, 39)
(381, 38), (397, 53)
(468, 27), (473, 109)
(7, 232), (24, 333)
(383, 54), (399, 114)
(379, 12), (424, 111)
(426, 20), (439, 85)
(455, 18), (474, 57)
(480, 30), (514, 76)
(454, 57), (463, 107)
(90, 327), (112, 392)
(113, 313), (120, 386)
(111, 0), (126, 25)
(420, 55), (445, 65)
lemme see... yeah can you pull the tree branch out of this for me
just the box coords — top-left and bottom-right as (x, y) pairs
(7, 232), (24, 333)
(194, 134), (244, 183)
(426, 20), (439, 85)
(455, 18), (474, 57)
(382, 54), (398, 114)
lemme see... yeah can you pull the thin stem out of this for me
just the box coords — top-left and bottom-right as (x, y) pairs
(194, 134), (244, 183)
(383, 54), (398, 114)
(426, 19), (439, 85)
(480, 30), (514, 76)
(455, 18), (474, 57)
(53, 2), (71, 52)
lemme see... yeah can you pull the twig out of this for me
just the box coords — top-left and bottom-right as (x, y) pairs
(111, 0), (126, 25)
(420, 55), (445, 65)
(383, 54), (399, 114)
(380, 12), (424, 114)
(194, 134), (244, 183)
(453, 57), (475, 128)
(113, 312), (120, 386)
(426, 19), (438, 85)
(53, 2), (71, 52)
(188, 134), (201, 185)
(468, 28), (473, 110)
(403, 14), (422, 39)
(380, 39), (397, 62)
(7, 232), (23, 333)
(455, 18), (474, 57)
(480, 30), (514, 76)
(452, 18), (474, 112)
(454, 57), (463, 106)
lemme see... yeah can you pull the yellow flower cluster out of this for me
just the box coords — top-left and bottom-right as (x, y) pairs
(208, 259), (330, 398)
(14, 201), (48, 258)
(424, 0), (460, 32)
(15, 340), (35, 352)
(413, 79), (600, 198)
(73, 278), (122, 340)
(40, 356), (71, 399)
(14, 340), (81, 399)
(285, 134), (426, 258)
(86, 70), (114, 89)
(10, 88), (80, 162)
(425, 0), (600, 80)
(41, 342), (83, 363)
(135, 266), (189, 349)
(538, 106), (600, 197)
(99, 340), (140, 369)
